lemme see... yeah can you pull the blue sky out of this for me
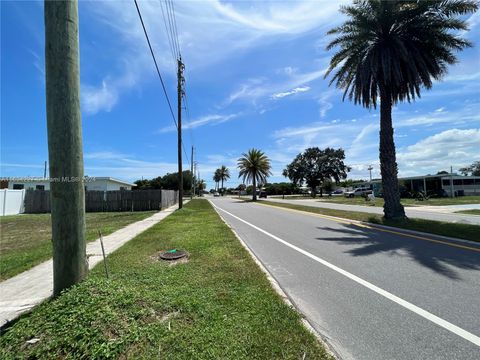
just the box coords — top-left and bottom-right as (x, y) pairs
(1, 0), (479, 190)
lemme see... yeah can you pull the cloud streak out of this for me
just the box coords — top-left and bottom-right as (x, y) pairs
(158, 113), (241, 133)
(271, 86), (310, 99)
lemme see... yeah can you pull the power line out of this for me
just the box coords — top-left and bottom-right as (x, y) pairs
(134, 0), (190, 165)
(134, 0), (177, 129)
(167, 0), (181, 56)
(164, 0), (180, 58)
(159, 1), (177, 64)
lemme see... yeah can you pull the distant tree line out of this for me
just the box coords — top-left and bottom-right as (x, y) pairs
(134, 171), (193, 191)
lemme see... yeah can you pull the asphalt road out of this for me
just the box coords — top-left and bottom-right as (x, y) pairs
(209, 197), (480, 360)
(265, 198), (480, 225)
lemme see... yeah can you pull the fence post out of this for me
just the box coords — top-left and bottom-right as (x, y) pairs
(2, 190), (7, 216)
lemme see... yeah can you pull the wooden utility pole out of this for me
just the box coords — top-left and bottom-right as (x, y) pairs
(190, 146), (194, 199)
(44, 0), (86, 296)
(177, 58), (184, 208)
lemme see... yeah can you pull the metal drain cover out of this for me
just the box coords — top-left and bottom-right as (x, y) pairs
(159, 249), (187, 260)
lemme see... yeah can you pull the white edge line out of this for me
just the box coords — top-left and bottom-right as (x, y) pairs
(212, 201), (480, 348)
(209, 200), (340, 359)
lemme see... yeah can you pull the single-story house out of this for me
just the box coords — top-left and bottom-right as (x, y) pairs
(1, 177), (136, 191)
(352, 174), (480, 197)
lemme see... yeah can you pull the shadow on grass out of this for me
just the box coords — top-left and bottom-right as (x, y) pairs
(314, 224), (480, 280)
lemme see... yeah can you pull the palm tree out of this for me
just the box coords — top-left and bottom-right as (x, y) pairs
(238, 149), (272, 201)
(213, 169), (221, 191)
(325, 0), (477, 219)
(218, 165), (230, 194)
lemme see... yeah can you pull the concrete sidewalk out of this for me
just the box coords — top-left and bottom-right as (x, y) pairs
(0, 202), (183, 328)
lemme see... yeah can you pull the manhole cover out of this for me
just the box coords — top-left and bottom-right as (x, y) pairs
(159, 249), (187, 260)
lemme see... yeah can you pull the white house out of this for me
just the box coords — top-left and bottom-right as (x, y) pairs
(3, 177), (136, 191)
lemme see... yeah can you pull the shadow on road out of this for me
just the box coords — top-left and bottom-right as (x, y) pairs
(315, 225), (480, 280)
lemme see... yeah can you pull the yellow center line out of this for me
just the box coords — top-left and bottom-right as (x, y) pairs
(255, 202), (480, 253)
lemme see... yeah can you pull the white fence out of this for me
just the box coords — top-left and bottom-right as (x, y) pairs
(0, 189), (25, 216)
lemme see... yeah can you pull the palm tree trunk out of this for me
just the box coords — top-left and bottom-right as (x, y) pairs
(379, 89), (406, 219)
(221, 179), (224, 195)
(252, 176), (257, 201)
(311, 186), (316, 198)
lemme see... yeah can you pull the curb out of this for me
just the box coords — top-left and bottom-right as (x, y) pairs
(209, 200), (340, 359)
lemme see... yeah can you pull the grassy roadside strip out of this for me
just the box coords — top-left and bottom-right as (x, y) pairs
(265, 195), (480, 207)
(0, 200), (332, 359)
(0, 211), (156, 281)
(259, 201), (479, 243)
(455, 209), (480, 215)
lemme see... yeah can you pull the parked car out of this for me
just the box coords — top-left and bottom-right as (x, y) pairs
(213, 192), (220, 197)
(259, 191), (267, 198)
(344, 188), (372, 198)
(329, 189), (344, 196)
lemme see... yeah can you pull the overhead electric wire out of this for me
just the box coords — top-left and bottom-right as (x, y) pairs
(159, 1), (177, 64)
(167, 0), (181, 57)
(134, 0), (177, 129)
(134, 0), (190, 165)
(164, 0), (180, 58)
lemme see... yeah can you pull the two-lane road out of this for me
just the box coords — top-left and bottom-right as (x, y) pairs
(210, 197), (480, 360)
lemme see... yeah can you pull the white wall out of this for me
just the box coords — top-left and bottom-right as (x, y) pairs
(0, 189), (25, 216)
(8, 181), (50, 190)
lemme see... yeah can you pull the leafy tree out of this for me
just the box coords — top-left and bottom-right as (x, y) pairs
(283, 147), (350, 198)
(325, 0), (477, 218)
(238, 149), (272, 201)
(133, 171), (192, 191)
(459, 161), (480, 176)
(338, 179), (366, 188)
(264, 182), (300, 196)
(197, 179), (206, 193)
(437, 171), (450, 175)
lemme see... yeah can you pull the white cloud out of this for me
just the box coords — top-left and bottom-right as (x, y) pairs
(271, 86), (310, 99)
(397, 129), (480, 174)
(81, 0), (346, 114)
(82, 81), (118, 115)
(317, 90), (335, 117)
(158, 113), (241, 133)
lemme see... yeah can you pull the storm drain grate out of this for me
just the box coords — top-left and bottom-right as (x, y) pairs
(159, 249), (187, 261)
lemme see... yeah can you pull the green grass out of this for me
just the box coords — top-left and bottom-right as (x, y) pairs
(0, 211), (155, 281)
(0, 200), (331, 360)
(455, 209), (480, 215)
(260, 201), (480, 243)
(270, 195), (480, 207)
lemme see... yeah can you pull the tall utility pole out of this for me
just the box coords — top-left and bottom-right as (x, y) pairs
(44, 0), (86, 296)
(44, 161), (47, 179)
(367, 165), (373, 182)
(190, 146), (194, 199)
(177, 58), (185, 208)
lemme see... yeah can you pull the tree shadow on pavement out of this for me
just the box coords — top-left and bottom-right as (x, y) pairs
(314, 225), (480, 280)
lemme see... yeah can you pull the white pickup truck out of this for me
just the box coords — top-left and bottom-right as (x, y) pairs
(344, 187), (372, 198)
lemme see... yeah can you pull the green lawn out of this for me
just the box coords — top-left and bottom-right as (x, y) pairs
(0, 211), (155, 281)
(455, 209), (480, 215)
(270, 195), (480, 208)
(0, 200), (331, 360)
(260, 201), (480, 243)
